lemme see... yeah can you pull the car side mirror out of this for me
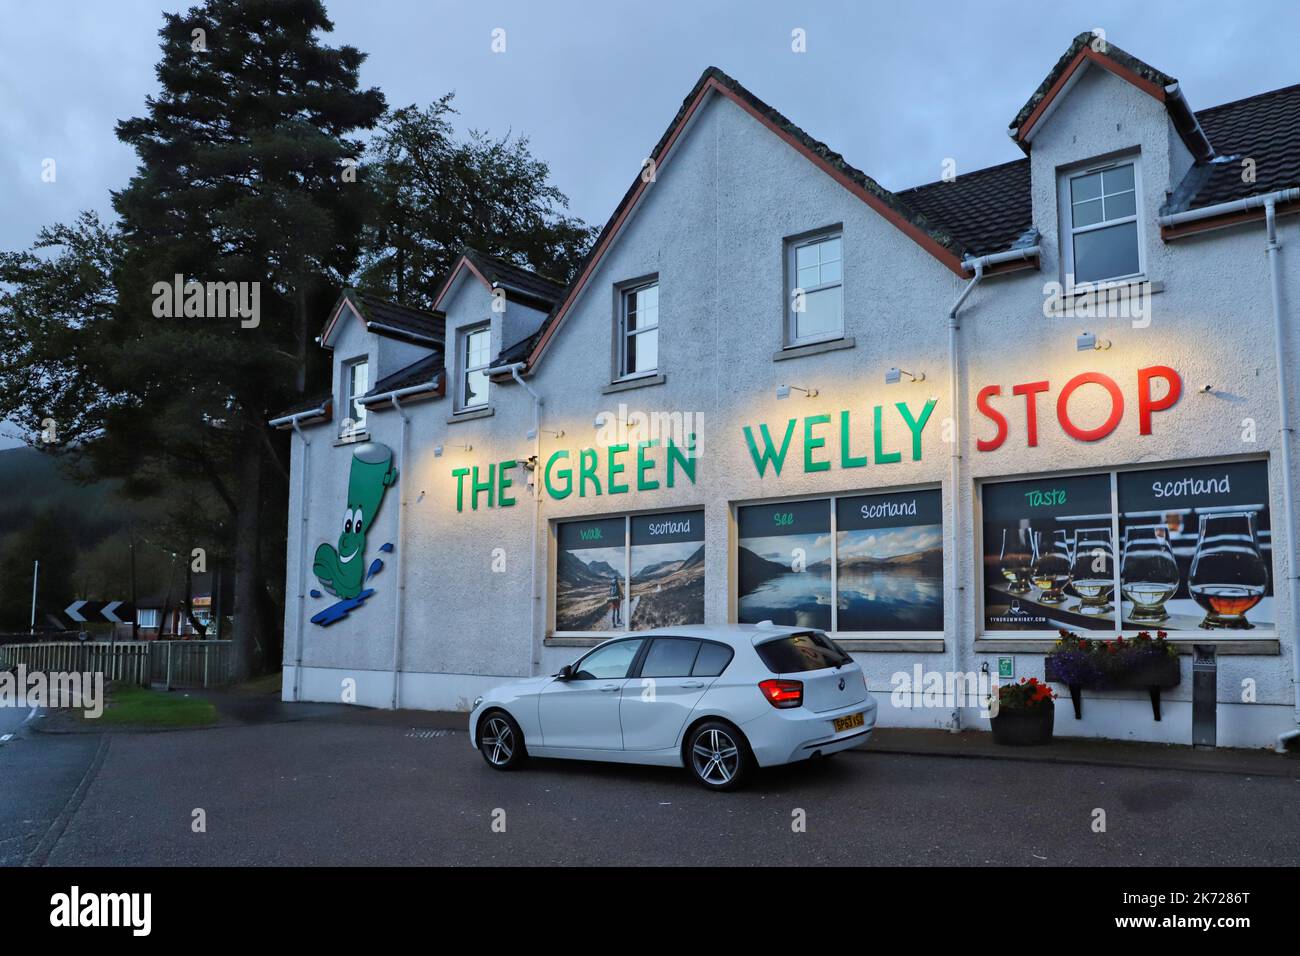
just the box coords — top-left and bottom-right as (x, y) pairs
(557, 664), (573, 680)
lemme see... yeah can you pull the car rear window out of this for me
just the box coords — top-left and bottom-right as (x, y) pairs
(755, 631), (851, 674)
(691, 641), (733, 677)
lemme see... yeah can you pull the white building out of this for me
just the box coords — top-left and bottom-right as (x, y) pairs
(273, 34), (1300, 749)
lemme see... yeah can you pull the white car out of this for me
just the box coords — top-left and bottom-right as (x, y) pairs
(469, 623), (877, 790)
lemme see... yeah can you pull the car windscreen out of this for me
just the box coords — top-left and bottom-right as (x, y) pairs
(755, 631), (851, 674)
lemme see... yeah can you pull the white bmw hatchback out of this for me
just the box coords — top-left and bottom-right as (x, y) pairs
(469, 623), (877, 790)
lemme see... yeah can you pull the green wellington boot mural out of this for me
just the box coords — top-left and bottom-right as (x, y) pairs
(310, 441), (398, 627)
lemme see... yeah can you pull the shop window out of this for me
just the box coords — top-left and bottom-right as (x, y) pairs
(1059, 159), (1142, 284)
(458, 324), (491, 411)
(980, 460), (1273, 634)
(736, 489), (943, 634)
(342, 358), (369, 436)
(618, 280), (659, 379)
(554, 510), (704, 634)
(137, 608), (160, 629)
(785, 230), (842, 346)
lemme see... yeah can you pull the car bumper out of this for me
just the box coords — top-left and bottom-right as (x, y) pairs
(742, 693), (878, 767)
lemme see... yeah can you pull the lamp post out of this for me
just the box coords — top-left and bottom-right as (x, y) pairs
(29, 559), (39, 636)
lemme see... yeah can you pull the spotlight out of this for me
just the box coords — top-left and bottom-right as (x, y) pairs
(776, 384), (818, 400)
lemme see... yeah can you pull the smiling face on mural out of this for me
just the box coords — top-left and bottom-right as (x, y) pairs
(313, 442), (397, 600)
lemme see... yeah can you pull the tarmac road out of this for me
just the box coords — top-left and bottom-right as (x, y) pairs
(2, 711), (1295, 867)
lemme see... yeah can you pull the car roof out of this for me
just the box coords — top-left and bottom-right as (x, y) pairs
(614, 623), (815, 647)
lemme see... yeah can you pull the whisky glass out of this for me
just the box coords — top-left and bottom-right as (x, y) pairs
(1120, 524), (1180, 623)
(1031, 529), (1071, 604)
(1069, 527), (1115, 615)
(998, 528), (1033, 595)
(1189, 511), (1268, 629)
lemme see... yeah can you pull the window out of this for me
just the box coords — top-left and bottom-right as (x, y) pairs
(1061, 160), (1141, 284)
(554, 510), (704, 634)
(573, 638), (644, 680)
(980, 460), (1273, 634)
(343, 358), (369, 435)
(787, 231), (843, 345)
(640, 638), (702, 678)
(459, 324), (491, 410)
(737, 489), (944, 634)
(618, 281), (658, 378)
(137, 608), (160, 629)
(692, 642), (734, 677)
(755, 631), (851, 674)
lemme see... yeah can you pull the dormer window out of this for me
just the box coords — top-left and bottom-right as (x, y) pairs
(1060, 159), (1142, 285)
(343, 358), (369, 436)
(458, 323), (491, 410)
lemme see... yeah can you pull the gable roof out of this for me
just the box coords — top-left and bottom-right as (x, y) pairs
(319, 289), (445, 349)
(1009, 32), (1213, 162)
(897, 159), (1034, 259)
(1171, 82), (1300, 212)
(522, 65), (999, 370)
(431, 248), (567, 316)
(358, 351), (446, 409)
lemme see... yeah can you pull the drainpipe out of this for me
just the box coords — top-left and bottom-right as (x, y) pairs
(1157, 188), (1300, 753)
(267, 406), (327, 702)
(498, 361), (544, 675)
(949, 245), (1041, 732)
(388, 393), (410, 710)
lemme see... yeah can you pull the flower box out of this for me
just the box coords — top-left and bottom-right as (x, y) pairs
(991, 699), (1055, 746)
(1045, 630), (1181, 720)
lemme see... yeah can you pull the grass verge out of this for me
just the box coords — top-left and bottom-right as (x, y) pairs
(92, 682), (219, 727)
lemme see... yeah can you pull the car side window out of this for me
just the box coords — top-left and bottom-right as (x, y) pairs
(573, 639), (644, 680)
(640, 638), (702, 678)
(692, 641), (734, 677)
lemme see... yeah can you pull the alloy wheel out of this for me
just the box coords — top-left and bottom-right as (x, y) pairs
(691, 728), (740, 785)
(482, 716), (515, 766)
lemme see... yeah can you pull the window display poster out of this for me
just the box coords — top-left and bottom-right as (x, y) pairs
(981, 473), (1114, 631)
(835, 489), (944, 631)
(629, 510), (705, 630)
(555, 517), (627, 632)
(1117, 460), (1272, 631)
(737, 500), (831, 630)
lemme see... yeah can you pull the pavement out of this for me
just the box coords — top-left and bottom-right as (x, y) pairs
(1, 689), (1296, 867)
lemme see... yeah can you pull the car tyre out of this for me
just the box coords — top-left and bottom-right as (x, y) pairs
(478, 710), (526, 771)
(686, 720), (751, 791)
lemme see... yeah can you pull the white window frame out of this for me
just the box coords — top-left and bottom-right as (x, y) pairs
(342, 357), (369, 437)
(1058, 156), (1145, 287)
(617, 279), (659, 380)
(457, 323), (491, 411)
(137, 608), (161, 629)
(784, 228), (844, 348)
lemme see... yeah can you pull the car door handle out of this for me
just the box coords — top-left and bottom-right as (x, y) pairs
(599, 684), (621, 693)
(682, 681), (705, 689)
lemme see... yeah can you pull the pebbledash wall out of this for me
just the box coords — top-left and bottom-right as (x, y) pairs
(276, 37), (1300, 749)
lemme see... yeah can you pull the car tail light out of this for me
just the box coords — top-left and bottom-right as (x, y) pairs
(759, 678), (803, 709)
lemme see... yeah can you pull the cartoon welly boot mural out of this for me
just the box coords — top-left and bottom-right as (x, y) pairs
(310, 441), (398, 626)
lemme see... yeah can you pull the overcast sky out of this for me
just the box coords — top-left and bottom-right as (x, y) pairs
(2, 0), (1298, 448)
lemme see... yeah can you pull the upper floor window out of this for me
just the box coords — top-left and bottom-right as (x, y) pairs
(787, 231), (842, 346)
(459, 324), (491, 410)
(618, 280), (659, 378)
(1061, 160), (1142, 284)
(343, 358), (369, 435)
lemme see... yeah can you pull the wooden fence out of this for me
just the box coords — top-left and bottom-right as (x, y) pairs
(0, 640), (235, 689)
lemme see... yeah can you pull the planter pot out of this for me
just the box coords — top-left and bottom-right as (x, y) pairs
(990, 700), (1055, 746)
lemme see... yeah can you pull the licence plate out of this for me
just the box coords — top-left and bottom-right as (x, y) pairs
(833, 712), (865, 733)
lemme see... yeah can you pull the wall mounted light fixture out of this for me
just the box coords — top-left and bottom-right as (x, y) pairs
(1076, 331), (1112, 351)
(776, 384), (818, 400)
(433, 442), (472, 457)
(885, 367), (925, 384)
